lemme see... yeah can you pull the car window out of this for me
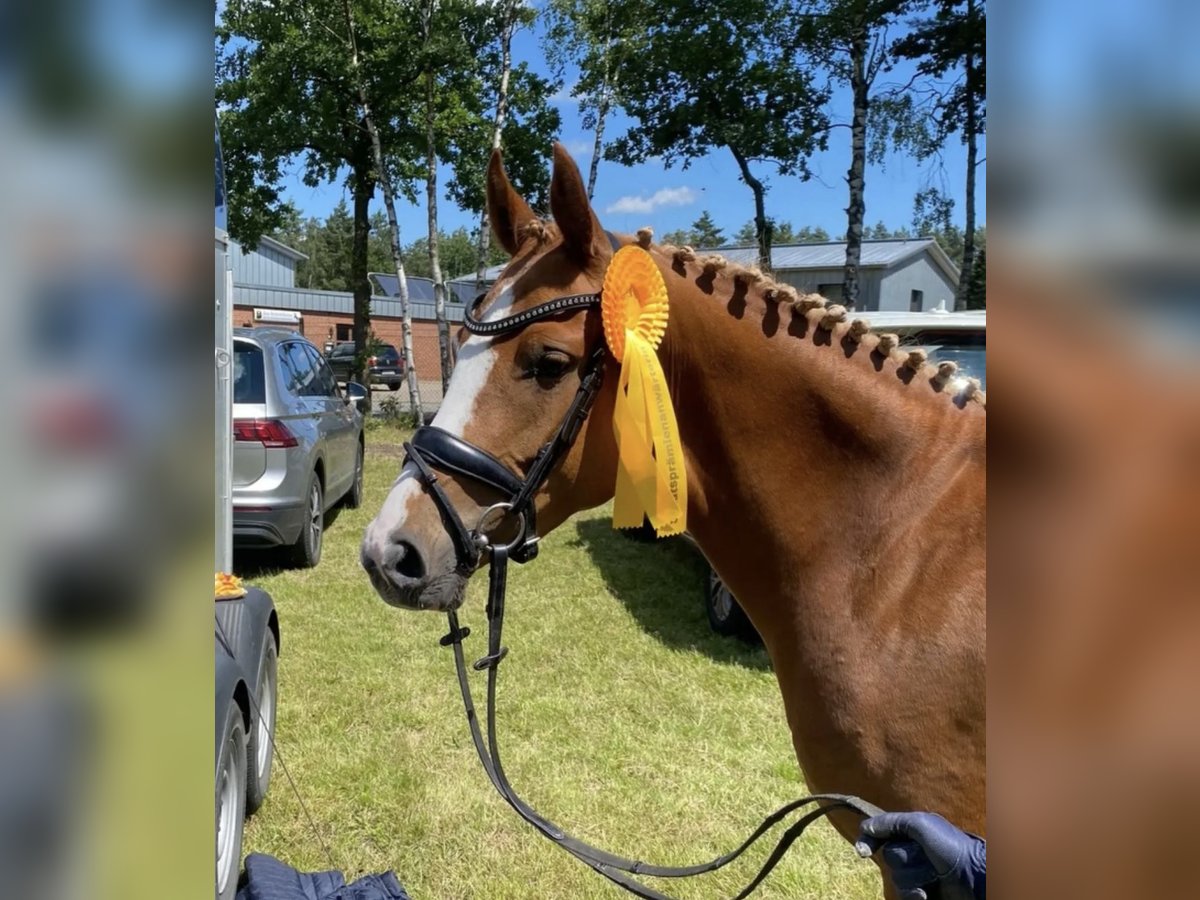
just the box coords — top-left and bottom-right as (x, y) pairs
(908, 330), (986, 390)
(279, 341), (319, 397)
(303, 344), (339, 397)
(233, 342), (265, 403)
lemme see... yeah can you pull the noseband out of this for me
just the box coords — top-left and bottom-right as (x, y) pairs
(398, 233), (885, 899)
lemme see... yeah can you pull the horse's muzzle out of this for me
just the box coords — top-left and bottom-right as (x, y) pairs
(360, 529), (465, 611)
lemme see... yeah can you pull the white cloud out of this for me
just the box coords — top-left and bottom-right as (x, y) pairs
(564, 140), (593, 157)
(606, 187), (698, 215)
(550, 84), (581, 105)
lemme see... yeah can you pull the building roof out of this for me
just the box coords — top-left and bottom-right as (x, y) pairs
(864, 307), (986, 332)
(447, 264), (507, 285)
(370, 272), (477, 305)
(443, 240), (962, 286)
(256, 234), (309, 262)
(699, 239), (960, 283)
(234, 284), (464, 324)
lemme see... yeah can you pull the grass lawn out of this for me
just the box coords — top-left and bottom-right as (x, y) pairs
(237, 426), (879, 899)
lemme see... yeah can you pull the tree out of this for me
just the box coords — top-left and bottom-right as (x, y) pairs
(447, 1), (562, 291)
(218, 0), (423, 391)
(340, 0), (423, 418)
(689, 211), (725, 247)
(543, 0), (648, 199)
(405, 227), (508, 281)
(964, 242), (984, 308)
(863, 221), (913, 240)
(795, 0), (915, 310)
(734, 220), (829, 244)
(606, 0), (830, 272)
(893, 0), (985, 310)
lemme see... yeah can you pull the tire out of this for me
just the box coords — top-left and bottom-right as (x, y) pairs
(288, 475), (323, 568)
(706, 567), (758, 642)
(343, 441), (365, 509)
(216, 702), (247, 900)
(245, 636), (278, 815)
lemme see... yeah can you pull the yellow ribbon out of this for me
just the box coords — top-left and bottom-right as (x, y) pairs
(601, 247), (687, 537)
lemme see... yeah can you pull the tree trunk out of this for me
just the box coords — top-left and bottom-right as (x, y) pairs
(955, 0), (978, 311)
(350, 151), (373, 389)
(426, 68), (451, 394)
(730, 147), (772, 274)
(475, 1), (517, 292)
(586, 46), (613, 200)
(342, 0), (422, 420)
(842, 21), (868, 311)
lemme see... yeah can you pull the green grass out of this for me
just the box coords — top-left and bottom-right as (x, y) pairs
(238, 429), (879, 899)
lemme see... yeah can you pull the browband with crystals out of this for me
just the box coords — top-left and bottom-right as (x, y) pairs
(464, 292), (601, 336)
(463, 230), (622, 337)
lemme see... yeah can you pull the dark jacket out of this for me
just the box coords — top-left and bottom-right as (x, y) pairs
(236, 853), (411, 900)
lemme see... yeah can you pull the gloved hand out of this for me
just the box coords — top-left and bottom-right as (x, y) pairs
(855, 812), (986, 900)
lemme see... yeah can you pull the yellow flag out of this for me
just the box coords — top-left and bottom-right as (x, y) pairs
(601, 247), (687, 537)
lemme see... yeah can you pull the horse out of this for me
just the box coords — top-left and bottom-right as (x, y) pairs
(362, 143), (986, 894)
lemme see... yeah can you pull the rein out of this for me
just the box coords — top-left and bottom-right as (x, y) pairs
(401, 233), (885, 898)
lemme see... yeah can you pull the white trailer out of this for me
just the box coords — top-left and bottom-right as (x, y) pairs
(215, 121), (233, 573)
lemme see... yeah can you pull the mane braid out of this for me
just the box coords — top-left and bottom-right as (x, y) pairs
(648, 243), (986, 410)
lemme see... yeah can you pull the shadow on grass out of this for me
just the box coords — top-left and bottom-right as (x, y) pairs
(571, 518), (772, 673)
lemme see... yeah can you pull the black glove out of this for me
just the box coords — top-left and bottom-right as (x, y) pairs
(855, 812), (986, 900)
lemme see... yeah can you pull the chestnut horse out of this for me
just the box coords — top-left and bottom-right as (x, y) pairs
(362, 144), (986, 891)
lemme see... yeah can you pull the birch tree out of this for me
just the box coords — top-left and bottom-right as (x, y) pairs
(218, 0), (422, 391)
(795, 0), (914, 310)
(543, 0), (648, 199)
(892, 0), (986, 309)
(606, 0), (829, 272)
(341, 0), (423, 419)
(474, 0), (524, 291)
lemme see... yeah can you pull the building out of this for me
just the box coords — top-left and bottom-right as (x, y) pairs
(229, 236), (462, 384)
(448, 240), (958, 314)
(701, 239), (960, 312)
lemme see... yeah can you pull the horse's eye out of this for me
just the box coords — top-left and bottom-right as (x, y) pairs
(529, 351), (574, 382)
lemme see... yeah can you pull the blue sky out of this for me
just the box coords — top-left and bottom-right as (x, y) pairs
(279, 9), (985, 248)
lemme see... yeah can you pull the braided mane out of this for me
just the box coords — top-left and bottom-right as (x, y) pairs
(656, 232), (986, 410)
(513, 221), (985, 409)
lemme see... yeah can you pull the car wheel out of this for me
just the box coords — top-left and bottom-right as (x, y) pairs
(288, 475), (323, 568)
(245, 636), (277, 815)
(216, 702), (247, 900)
(705, 567), (758, 642)
(343, 441), (364, 509)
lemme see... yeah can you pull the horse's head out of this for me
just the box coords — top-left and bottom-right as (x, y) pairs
(362, 144), (621, 610)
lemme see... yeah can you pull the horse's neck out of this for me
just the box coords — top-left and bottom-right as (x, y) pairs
(659, 270), (983, 655)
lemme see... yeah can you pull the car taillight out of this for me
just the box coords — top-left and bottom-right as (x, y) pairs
(233, 419), (298, 448)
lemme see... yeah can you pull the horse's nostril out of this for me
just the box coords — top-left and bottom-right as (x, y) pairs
(392, 541), (426, 581)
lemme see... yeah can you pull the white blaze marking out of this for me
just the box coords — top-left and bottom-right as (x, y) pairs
(368, 274), (522, 541)
(431, 277), (518, 437)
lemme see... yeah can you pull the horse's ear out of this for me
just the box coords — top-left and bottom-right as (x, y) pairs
(550, 142), (603, 265)
(487, 149), (536, 256)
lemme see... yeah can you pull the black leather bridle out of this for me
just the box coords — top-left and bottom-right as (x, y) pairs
(400, 233), (885, 898)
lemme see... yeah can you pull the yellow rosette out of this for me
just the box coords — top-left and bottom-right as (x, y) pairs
(601, 246), (687, 537)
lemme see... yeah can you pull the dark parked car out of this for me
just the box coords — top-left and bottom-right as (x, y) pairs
(215, 584), (279, 900)
(327, 341), (406, 390)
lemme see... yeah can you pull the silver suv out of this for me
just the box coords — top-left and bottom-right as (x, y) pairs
(232, 328), (366, 567)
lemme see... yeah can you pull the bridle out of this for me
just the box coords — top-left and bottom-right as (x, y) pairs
(400, 233), (885, 898)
